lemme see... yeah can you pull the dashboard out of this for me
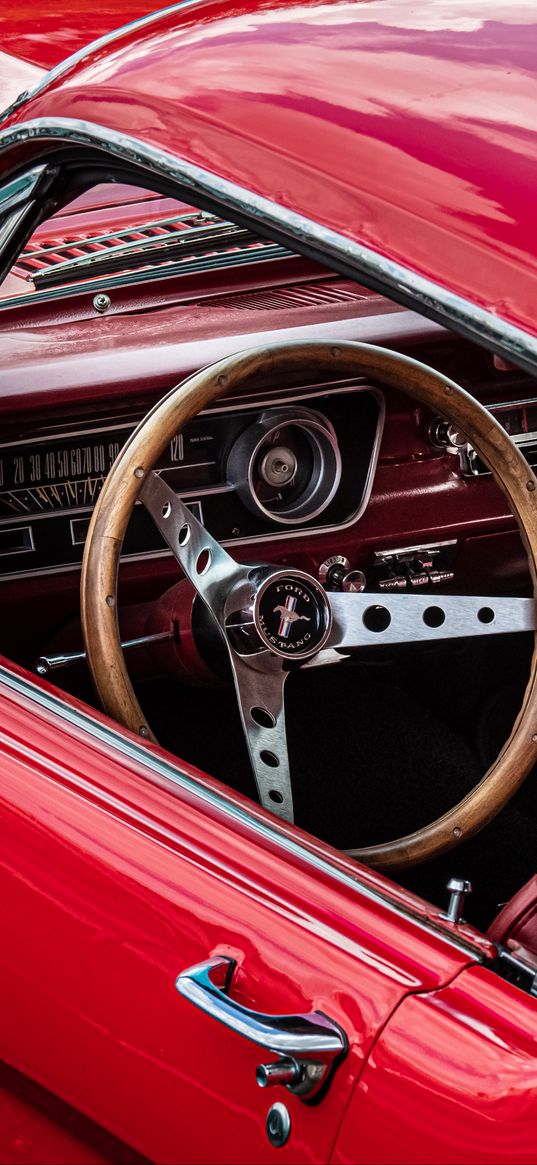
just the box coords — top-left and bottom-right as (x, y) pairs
(2, 261), (537, 680)
(0, 381), (382, 581)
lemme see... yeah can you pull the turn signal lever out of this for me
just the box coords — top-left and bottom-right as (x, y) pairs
(35, 630), (172, 675)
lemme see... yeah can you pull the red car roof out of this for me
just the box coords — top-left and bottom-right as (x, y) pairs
(2, 0), (537, 348)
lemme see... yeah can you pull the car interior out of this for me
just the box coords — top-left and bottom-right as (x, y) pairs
(2, 171), (537, 947)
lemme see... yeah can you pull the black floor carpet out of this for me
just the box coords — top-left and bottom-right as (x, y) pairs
(143, 653), (537, 932)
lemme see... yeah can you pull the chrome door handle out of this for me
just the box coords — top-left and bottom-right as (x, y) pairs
(175, 956), (347, 1099)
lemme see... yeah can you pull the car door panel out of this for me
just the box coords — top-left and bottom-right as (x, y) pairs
(333, 965), (537, 1164)
(0, 1061), (148, 1165)
(0, 669), (485, 1163)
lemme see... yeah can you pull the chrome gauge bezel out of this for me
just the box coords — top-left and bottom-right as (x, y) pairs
(227, 407), (342, 526)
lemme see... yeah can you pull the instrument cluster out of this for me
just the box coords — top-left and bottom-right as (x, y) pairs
(0, 380), (383, 580)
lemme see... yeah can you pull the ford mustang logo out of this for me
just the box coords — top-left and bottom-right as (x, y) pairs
(273, 597), (311, 638)
(253, 572), (331, 658)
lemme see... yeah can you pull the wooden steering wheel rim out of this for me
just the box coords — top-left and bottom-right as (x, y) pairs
(81, 340), (537, 870)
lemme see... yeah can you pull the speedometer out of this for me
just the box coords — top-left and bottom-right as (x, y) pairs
(0, 420), (219, 519)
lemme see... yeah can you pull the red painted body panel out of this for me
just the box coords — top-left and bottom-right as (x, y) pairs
(1, 3), (537, 1157)
(0, 2), (151, 70)
(0, 1062), (145, 1164)
(333, 965), (537, 1164)
(0, 52), (42, 115)
(0, 668), (487, 1162)
(5, 1), (537, 339)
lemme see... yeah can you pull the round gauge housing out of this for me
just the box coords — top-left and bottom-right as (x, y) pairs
(227, 407), (341, 525)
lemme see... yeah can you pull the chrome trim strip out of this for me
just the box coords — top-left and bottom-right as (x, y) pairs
(0, 118), (535, 373)
(0, 204), (32, 253)
(0, 165), (46, 214)
(0, 658), (485, 960)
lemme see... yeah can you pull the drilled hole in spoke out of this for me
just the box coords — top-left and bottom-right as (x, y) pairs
(269, 789), (284, 804)
(260, 750), (280, 768)
(178, 523), (191, 546)
(162, 502), (171, 518)
(251, 706), (276, 729)
(423, 606), (445, 628)
(363, 605), (391, 633)
(196, 548), (212, 575)
(478, 606), (495, 624)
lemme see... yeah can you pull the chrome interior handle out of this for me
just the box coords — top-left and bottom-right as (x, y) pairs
(175, 956), (348, 1100)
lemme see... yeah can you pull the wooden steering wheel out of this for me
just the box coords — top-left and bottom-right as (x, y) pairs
(81, 341), (537, 870)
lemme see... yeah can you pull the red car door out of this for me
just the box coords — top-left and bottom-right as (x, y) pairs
(0, 663), (489, 1164)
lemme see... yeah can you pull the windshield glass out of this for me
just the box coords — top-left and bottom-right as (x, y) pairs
(1, 181), (286, 305)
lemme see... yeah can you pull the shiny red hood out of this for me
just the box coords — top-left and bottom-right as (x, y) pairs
(0, 2), (152, 114)
(0, 2), (152, 69)
(1, 0), (537, 348)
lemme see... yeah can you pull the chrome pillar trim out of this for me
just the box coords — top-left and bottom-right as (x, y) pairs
(141, 470), (295, 820)
(0, 165), (46, 214)
(175, 955), (348, 1099)
(326, 593), (537, 650)
(0, 118), (536, 373)
(0, 204), (30, 253)
(0, 660), (488, 961)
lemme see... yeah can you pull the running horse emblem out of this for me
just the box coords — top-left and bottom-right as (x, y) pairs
(273, 595), (311, 639)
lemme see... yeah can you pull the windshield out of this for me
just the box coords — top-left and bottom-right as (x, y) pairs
(0, 181), (289, 305)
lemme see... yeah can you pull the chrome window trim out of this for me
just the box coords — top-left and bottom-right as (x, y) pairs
(0, 658), (486, 961)
(0, 118), (536, 375)
(0, 165), (46, 214)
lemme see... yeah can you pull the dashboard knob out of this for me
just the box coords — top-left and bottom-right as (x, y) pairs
(318, 555), (350, 591)
(342, 569), (366, 593)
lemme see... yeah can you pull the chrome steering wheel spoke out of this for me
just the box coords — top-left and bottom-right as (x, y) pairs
(141, 472), (536, 818)
(231, 653), (293, 822)
(141, 471), (295, 821)
(141, 471), (246, 616)
(324, 591), (537, 652)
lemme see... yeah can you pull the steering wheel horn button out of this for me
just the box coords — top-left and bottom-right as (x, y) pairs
(254, 571), (332, 659)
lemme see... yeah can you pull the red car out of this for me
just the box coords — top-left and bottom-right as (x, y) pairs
(0, 2), (537, 1161)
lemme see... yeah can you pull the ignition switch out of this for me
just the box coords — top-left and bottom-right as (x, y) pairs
(319, 556), (366, 593)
